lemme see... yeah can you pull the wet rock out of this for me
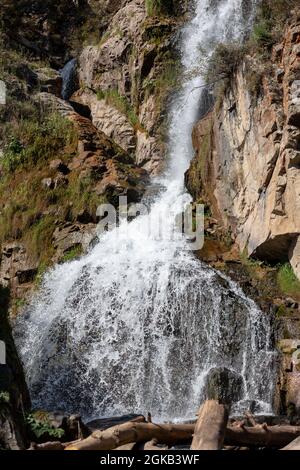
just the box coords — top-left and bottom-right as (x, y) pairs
(52, 223), (96, 261)
(204, 367), (244, 405)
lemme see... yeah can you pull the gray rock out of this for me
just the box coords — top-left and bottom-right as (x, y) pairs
(204, 367), (244, 405)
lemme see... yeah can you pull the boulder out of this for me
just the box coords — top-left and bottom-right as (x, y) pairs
(204, 367), (244, 405)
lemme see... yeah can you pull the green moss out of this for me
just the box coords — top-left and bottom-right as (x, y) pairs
(277, 263), (300, 297)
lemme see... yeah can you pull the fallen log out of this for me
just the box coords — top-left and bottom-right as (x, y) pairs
(225, 425), (300, 448)
(29, 441), (65, 450)
(281, 436), (300, 450)
(65, 422), (194, 451)
(191, 400), (228, 450)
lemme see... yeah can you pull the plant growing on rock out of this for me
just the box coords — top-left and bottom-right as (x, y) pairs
(26, 412), (65, 441)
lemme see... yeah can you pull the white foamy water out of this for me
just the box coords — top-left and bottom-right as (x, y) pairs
(15, 0), (276, 421)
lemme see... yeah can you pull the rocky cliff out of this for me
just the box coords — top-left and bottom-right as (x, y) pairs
(186, 5), (300, 418)
(187, 10), (300, 279)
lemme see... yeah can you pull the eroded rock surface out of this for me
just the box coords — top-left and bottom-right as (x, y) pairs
(186, 19), (300, 279)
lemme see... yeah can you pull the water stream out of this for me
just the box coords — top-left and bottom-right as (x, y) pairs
(14, 0), (277, 422)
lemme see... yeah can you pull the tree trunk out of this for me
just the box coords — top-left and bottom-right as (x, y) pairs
(65, 422), (194, 451)
(225, 425), (300, 448)
(191, 400), (228, 450)
(281, 436), (300, 450)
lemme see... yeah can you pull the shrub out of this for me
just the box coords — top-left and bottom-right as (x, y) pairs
(26, 412), (65, 440)
(252, 21), (274, 48)
(278, 263), (300, 297)
(205, 43), (247, 84)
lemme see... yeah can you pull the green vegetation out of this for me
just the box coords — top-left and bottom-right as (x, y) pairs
(26, 412), (65, 440)
(146, 0), (174, 17)
(206, 43), (247, 84)
(203, 0), (299, 102)
(278, 263), (300, 297)
(97, 88), (140, 128)
(0, 392), (10, 404)
(2, 113), (76, 172)
(62, 245), (83, 263)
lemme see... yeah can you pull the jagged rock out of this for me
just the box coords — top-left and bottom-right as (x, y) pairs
(0, 243), (38, 296)
(16, 65), (62, 95)
(187, 20), (300, 279)
(72, 90), (136, 153)
(35, 68), (62, 96)
(76, 0), (180, 174)
(52, 223), (96, 261)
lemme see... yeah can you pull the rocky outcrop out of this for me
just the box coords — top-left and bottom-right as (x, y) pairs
(276, 339), (300, 421)
(186, 17), (300, 279)
(0, 286), (30, 449)
(73, 0), (183, 174)
(0, 92), (148, 297)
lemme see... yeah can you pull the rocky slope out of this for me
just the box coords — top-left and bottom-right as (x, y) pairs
(0, 0), (187, 304)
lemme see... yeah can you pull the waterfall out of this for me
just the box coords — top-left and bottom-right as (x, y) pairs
(14, 0), (276, 422)
(60, 58), (78, 101)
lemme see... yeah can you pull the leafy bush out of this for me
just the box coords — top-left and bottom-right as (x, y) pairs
(252, 21), (275, 48)
(278, 263), (300, 297)
(26, 412), (65, 440)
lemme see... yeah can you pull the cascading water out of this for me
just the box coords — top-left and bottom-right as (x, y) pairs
(15, 0), (277, 421)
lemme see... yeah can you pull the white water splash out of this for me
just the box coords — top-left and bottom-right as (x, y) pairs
(15, 0), (276, 421)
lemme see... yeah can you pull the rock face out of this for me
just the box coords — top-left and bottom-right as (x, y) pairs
(186, 18), (300, 279)
(0, 286), (30, 449)
(276, 339), (300, 420)
(74, 0), (183, 174)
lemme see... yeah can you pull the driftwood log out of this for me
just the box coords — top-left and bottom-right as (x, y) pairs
(191, 400), (228, 450)
(65, 422), (194, 450)
(281, 436), (300, 450)
(225, 425), (300, 448)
